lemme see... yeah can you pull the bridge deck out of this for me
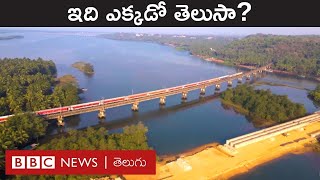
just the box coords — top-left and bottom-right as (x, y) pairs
(0, 64), (271, 122)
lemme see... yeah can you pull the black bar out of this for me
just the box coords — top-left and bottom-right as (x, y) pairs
(0, 0), (319, 27)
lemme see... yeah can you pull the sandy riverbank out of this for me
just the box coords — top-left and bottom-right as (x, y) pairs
(125, 121), (320, 180)
(158, 142), (220, 165)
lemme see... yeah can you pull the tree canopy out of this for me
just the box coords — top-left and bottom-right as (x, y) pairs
(14, 122), (150, 180)
(0, 58), (80, 174)
(308, 85), (320, 105)
(221, 85), (306, 125)
(72, 61), (94, 75)
(0, 113), (47, 169)
(0, 58), (79, 116)
(39, 122), (149, 151)
(215, 34), (320, 76)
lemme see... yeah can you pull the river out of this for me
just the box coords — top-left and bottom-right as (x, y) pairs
(0, 30), (319, 179)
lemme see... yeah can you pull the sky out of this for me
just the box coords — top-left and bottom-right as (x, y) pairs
(1, 27), (320, 36)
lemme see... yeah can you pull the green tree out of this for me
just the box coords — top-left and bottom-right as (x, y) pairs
(221, 84), (307, 125)
(215, 34), (320, 77)
(309, 85), (320, 105)
(5, 113), (47, 143)
(0, 58), (79, 115)
(30, 123), (150, 180)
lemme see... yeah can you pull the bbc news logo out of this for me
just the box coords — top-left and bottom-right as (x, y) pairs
(12, 156), (55, 169)
(6, 150), (156, 175)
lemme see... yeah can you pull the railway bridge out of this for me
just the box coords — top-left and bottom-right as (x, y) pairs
(0, 64), (271, 125)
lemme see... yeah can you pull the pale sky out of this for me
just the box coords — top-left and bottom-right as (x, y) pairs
(1, 27), (320, 36)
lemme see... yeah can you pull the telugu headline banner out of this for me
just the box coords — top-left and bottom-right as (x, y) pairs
(5, 150), (156, 175)
(0, 0), (319, 26)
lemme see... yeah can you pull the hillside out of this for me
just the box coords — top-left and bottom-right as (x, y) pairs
(215, 34), (320, 76)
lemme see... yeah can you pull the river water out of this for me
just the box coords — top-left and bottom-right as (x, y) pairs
(0, 31), (319, 179)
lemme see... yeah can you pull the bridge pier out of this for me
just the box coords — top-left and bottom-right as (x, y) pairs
(57, 115), (64, 126)
(238, 77), (242, 83)
(131, 102), (139, 111)
(98, 108), (106, 119)
(159, 96), (166, 105)
(227, 80), (232, 87)
(215, 84), (221, 90)
(200, 86), (206, 95)
(181, 92), (188, 100)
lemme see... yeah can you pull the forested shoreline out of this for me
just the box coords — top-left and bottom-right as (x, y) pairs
(99, 33), (237, 58)
(102, 33), (320, 78)
(216, 34), (320, 77)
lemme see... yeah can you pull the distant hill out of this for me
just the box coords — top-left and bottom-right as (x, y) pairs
(0, 35), (23, 40)
(215, 34), (320, 77)
(99, 33), (237, 57)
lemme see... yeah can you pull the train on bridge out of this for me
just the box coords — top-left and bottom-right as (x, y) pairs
(0, 72), (243, 122)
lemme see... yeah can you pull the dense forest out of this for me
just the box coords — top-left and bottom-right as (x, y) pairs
(0, 58), (79, 116)
(72, 61), (94, 74)
(0, 58), (152, 179)
(0, 113), (48, 169)
(221, 85), (306, 126)
(39, 122), (149, 150)
(308, 85), (320, 105)
(0, 58), (80, 174)
(13, 122), (150, 180)
(215, 34), (320, 76)
(100, 33), (237, 57)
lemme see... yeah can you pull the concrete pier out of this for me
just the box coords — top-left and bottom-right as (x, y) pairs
(182, 92), (188, 100)
(98, 108), (106, 119)
(57, 115), (64, 126)
(238, 77), (242, 83)
(200, 86), (206, 95)
(227, 80), (232, 86)
(159, 96), (166, 105)
(215, 84), (221, 90)
(131, 102), (139, 111)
